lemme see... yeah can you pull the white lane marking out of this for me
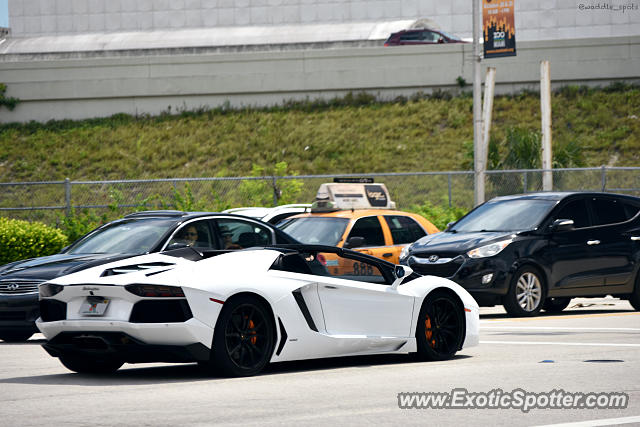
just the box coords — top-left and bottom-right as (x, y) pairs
(481, 326), (640, 331)
(534, 415), (640, 427)
(481, 340), (640, 347)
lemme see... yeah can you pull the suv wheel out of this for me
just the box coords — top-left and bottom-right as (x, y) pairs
(503, 266), (546, 317)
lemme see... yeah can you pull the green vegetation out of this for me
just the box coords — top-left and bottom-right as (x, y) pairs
(0, 83), (20, 111)
(1, 83), (637, 184)
(0, 83), (638, 234)
(409, 200), (467, 231)
(0, 217), (67, 264)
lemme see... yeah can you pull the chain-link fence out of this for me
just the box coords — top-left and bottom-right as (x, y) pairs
(1, 167), (639, 225)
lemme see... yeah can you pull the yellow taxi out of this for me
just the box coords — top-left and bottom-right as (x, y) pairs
(277, 180), (439, 276)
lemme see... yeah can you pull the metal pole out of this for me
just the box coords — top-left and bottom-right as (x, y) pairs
(481, 67), (496, 168)
(448, 173), (452, 208)
(523, 171), (528, 193)
(64, 178), (71, 217)
(541, 60), (553, 191)
(473, 0), (484, 206)
(601, 165), (607, 191)
(272, 176), (278, 206)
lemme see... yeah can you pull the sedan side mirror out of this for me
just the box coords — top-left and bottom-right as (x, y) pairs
(167, 242), (190, 250)
(344, 236), (366, 249)
(392, 265), (413, 290)
(551, 219), (575, 232)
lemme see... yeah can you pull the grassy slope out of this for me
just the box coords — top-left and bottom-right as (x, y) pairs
(0, 86), (638, 182)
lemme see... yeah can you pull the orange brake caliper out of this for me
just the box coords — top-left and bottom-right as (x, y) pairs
(425, 315), (435, 348)
(248, 319), (257, 345)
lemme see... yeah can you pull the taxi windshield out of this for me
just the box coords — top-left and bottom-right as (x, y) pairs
(277, 217), (349, 246)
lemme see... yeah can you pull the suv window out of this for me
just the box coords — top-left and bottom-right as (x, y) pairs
(591, 198), (628, 225)
(347, 217), (385, 247)
(554, 199), (590, 229)
(624, 202), (640, 219)
(399, 32), (421, 42)
(384, 215), (426, 244)
(421, 31), (440, 42)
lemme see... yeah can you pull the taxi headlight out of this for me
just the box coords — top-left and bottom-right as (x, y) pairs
(467, 239), (512, 258)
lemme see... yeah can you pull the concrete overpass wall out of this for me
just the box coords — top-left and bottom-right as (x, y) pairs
(1, 36), (639, 123)
(8, 0), (640, 42)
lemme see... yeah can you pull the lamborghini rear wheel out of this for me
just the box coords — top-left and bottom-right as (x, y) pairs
(209, 295), (275, 377)
(416, 290), (465, 361)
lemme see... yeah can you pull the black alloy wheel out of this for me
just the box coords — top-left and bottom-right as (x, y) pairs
(503, 266), (546, 317)
(210, 295), (275, 377)
(416, 290), (465, 361)
(59, 354), (124, 374)
(543, 297), (572, 313)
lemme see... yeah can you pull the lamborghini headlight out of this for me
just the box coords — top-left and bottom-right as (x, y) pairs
(467, 239), (512, 258)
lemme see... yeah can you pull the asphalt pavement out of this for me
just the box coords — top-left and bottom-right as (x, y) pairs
(1, 297), (639, 427)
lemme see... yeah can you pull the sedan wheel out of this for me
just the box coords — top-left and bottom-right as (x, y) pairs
(416, 290), (464, 361)
(504, 267), (545, 316)
(629, 273), (640, 311)
(0, 332), (34, 342)
(209, 296), (275, 377)
(543, 297), (571, 313)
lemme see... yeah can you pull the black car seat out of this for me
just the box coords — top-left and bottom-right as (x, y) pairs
(238, 232), (258, 248)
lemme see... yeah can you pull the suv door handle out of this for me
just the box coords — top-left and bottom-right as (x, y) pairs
(587, 240), (600, 245)
(631, 236), (640, 241)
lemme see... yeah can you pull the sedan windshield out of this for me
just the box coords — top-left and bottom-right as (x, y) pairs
(66, 219), (176, 254)
(451, 199), (557, 232)
(277, 217), (349, 246)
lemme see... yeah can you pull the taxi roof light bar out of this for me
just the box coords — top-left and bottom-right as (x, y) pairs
(311, 180), (396, 212)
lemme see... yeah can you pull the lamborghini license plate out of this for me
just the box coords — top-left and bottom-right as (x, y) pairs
(79, 296), (110, 316)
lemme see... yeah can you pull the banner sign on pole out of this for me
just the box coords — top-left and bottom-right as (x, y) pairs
(482, 0), (516, 58)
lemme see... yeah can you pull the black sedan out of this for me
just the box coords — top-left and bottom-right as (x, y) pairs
(399, 192), (640, 316)
(0, 210), (297, 342)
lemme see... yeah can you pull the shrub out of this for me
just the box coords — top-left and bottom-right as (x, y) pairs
(408, 201), (467, 231)
(57, 209), (105, 244)
(0, 217), (68, 265)
(238, 162), (304, 207)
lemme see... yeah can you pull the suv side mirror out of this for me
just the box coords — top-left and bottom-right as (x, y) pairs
(392, 265), (413, 290)
(344, 236), (366, 249)
(551, 219), (575, 232)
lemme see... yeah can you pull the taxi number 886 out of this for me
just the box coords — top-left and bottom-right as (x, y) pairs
(353, 262), (374, 276)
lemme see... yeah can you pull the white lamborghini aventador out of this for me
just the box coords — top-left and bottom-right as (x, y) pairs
(37, 245), (479, 377)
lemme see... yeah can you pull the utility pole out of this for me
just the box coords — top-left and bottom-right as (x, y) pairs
(473, 0), (484, 206)
(540, 60), (553, 191)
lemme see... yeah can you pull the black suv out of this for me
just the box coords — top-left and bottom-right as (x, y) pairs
(0, 211), (297, 342)
(400, 192), (640, 316)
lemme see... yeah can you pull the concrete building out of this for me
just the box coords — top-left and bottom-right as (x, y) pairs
(1, 1), (639, 123)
